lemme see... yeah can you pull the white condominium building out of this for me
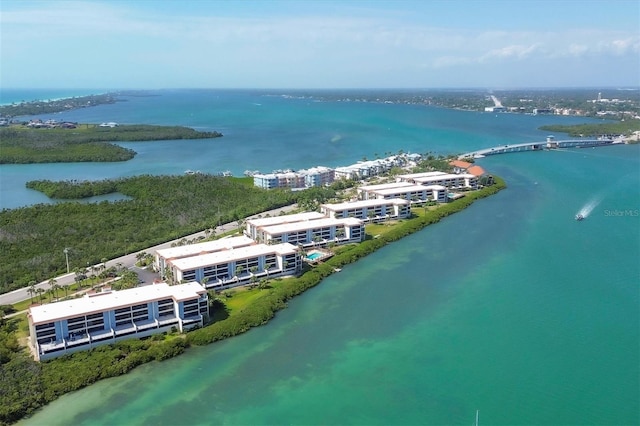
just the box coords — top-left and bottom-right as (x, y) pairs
(253, 166), (334, 189)
(28, 282), (208, 361)
(358, 181), (448, 203)
(256, 217), (365, 248)
(298, 166), (335, 187)
(245, 212), (326, 241)
(168, 243), (301, 289)
(320, 198), (410, 223)
(396, 171), (478, 190)
(253, 171), (304, 190)
(334, 159), (391, 181)
(154, 235), (255, 273)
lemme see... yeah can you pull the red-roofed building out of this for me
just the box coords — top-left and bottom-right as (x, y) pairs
(466, 165), (486, 177)
(450, 160), (493, 185)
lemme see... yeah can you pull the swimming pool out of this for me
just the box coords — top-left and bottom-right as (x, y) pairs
(306, 252), (323, 260)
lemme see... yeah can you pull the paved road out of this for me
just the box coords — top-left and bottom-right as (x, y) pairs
(0, 204), (298, 306)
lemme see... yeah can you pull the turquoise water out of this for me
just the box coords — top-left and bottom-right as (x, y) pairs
(307, 252), (323, 260)
(0, 88), (109, 105)
(1, 89), (597, 209)
(7, 90), (639, 425)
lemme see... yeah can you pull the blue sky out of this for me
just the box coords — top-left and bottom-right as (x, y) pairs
(1, 0), (638, 89)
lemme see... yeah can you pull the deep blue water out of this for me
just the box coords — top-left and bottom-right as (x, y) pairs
(4, 90), (638, 425)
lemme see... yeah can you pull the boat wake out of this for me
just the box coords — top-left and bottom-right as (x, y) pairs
(577, 194), (604, 219)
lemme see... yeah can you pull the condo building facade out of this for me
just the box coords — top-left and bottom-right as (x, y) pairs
(245, 211), (365, 248)
(245, 212), (326, 241)
(252, 154), (422, 189)
(168, 243), (301, 289)
(28, 282), (208, 361)
(357, 181), (448, 203)
(256, 217), (365, 247)
(320, 198), (411, 223)
(396, 171), (478, 190)
(154, 235), (255, 274)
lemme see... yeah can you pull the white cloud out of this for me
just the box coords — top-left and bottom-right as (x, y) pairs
(480, 44), (540, 61)
(1, 1), (638, 88)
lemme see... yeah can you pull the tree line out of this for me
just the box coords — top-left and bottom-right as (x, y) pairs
(0, 176), (506, 425)
(539, 121), (640, 138)
(0, 174), (297, 293)
(0, 124), (223, 164)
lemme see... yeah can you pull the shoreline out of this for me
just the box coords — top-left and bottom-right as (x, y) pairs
(5, 177), (506, 425)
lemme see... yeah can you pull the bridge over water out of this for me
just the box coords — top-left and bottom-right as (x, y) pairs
(459, 137), (623, 159)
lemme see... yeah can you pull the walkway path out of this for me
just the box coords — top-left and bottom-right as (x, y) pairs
(0, 203), (298, 306)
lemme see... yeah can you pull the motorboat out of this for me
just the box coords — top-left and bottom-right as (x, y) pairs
(575, 214), (584, 221)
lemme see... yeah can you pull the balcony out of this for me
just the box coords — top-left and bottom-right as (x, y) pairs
(158, 316), (179, 327)
(114, 323), (136, 336)
(182, 314), (202, 325)
(66, 334), (90, 348)
(134, 318), (158, 331)
(39, 339), (67, 353)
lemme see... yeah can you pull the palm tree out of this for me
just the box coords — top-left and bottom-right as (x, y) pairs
(48, 278), (58, 300)
(135, 252), (147, 265)
(235, 265), (244, 281)
(27, 281), (37, 304)
(35, 288), (45, 303)
(236, 219), (245, 234)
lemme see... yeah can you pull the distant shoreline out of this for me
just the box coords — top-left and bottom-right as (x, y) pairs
(0, 123), (223, 164)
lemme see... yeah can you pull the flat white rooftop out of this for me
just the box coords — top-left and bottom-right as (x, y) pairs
(171, 243), (298, 271)
(370, 184), (447, 196)
(156, 235), (254, 260)
(261, 217), (363, 235)
(321, 198), (409, 211)
(247, 211), (326, 228)
(411, 173), (475, 182)
(397, 171), (447, 180)
(358, 181), (418, 192)
(29, 282), (205, 325)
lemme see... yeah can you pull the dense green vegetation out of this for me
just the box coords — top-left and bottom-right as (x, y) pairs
(0, 94), (120, 117)
(0, 124), (223, 164)
(0, 177), (505, 426)
(539, 120), (640, 137)
(0, 313), (188, 426)
(0, 175), (297, 293)
(188, 176), (506, 345)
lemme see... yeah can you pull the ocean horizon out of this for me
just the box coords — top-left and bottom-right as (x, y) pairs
(5, 89), (638, 425)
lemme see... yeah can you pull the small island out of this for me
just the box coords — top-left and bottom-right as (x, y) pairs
(0, 123), (223, 164)
(0, 93), (121, 117)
